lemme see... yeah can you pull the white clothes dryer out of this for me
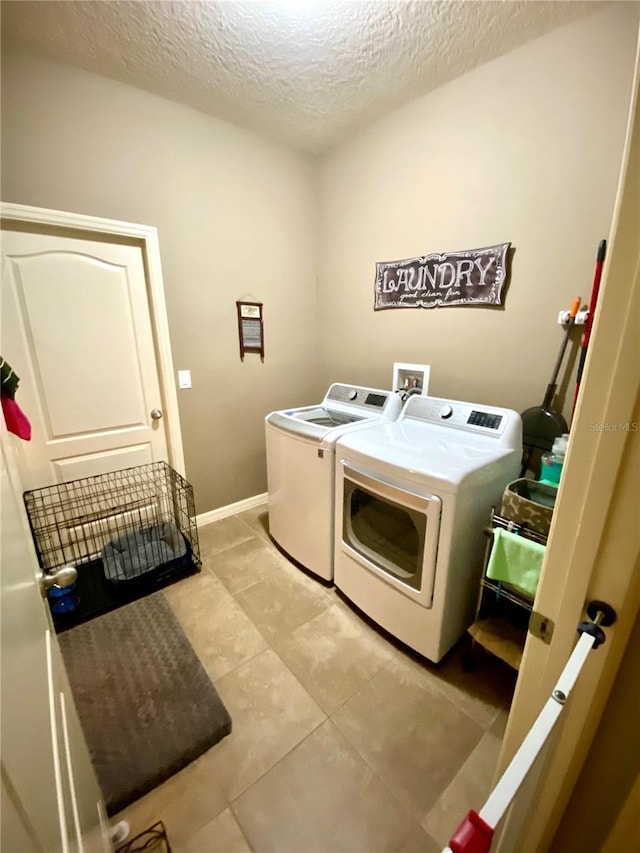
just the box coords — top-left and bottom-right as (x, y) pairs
(266, 384), (402, 581)
(334, 395), (522, 662)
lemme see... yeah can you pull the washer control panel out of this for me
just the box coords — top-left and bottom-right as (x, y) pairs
(326, 384), (391, 411)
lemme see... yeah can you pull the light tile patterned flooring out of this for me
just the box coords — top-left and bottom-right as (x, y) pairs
(117, 506), (516, 852)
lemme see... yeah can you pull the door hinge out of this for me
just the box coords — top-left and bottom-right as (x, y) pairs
(529, 611), (555, 644)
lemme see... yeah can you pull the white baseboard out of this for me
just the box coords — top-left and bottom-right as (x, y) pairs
(196, 492), (268, 528)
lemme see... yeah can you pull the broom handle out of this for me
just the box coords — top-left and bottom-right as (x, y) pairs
(542, 297), (581, 409)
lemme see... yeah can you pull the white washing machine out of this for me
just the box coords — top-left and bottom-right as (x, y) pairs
(334, 395), (522, 662)
(266, 384), (402, 581)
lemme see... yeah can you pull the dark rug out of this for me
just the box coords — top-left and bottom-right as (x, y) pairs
(58, 591), (232, 815)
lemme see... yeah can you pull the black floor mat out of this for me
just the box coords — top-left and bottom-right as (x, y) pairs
(58, 592), (232, 815)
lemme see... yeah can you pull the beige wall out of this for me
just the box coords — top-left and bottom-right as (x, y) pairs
(2, 4), (638, 516)
(317, 3), (639, 419)
(0, 52), (320, 514)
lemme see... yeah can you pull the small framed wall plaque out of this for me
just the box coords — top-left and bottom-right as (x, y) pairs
(236, 301), (264, 362)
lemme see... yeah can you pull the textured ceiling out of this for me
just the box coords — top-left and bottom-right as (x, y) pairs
(1, 0), (603, 153)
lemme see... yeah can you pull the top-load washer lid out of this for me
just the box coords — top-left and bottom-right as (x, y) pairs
(336, 395), (523, 489)
(265, 383), (402, 445)
(289, 406), (365, 428)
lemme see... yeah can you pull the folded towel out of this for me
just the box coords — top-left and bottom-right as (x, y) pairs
(486, 528), (546, 599)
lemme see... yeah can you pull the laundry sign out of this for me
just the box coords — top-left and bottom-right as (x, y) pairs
(374, 242), (511, 310)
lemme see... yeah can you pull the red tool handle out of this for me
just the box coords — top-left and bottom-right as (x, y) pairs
(573, 240), (607, 416)
(582, 240), (606, 350)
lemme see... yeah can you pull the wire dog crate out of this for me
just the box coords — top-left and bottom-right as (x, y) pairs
(24, 462), (201, 631)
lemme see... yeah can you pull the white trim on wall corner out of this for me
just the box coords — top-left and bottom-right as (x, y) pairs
(196, 493), (268, 528)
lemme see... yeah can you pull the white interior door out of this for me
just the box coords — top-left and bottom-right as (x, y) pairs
(0, 428), (109, 853)
(1, 230), (170, 490)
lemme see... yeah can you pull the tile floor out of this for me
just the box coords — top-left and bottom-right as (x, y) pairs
(116, 506), (516, 852)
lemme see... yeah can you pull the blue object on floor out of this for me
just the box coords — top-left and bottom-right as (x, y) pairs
(48, 581), (80, 614)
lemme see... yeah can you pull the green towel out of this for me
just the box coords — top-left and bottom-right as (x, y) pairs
(486, 528), (546, 599)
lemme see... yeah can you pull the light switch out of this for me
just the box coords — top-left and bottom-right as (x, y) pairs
(178, 370), (192, 389)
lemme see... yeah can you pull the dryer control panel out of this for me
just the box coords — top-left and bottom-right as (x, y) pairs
(402, 395), (522, 448)
(467, 410), (503, 430)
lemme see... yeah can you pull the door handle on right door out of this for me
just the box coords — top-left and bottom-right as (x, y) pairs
(150, 409), (163, 420)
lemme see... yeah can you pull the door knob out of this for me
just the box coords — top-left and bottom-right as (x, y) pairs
(39, 566), (77, 597)
(150, 409), (163, 420)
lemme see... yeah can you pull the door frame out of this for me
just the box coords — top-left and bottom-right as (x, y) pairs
(0, 201), (185, 476)
(494, 33), (640, 852)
